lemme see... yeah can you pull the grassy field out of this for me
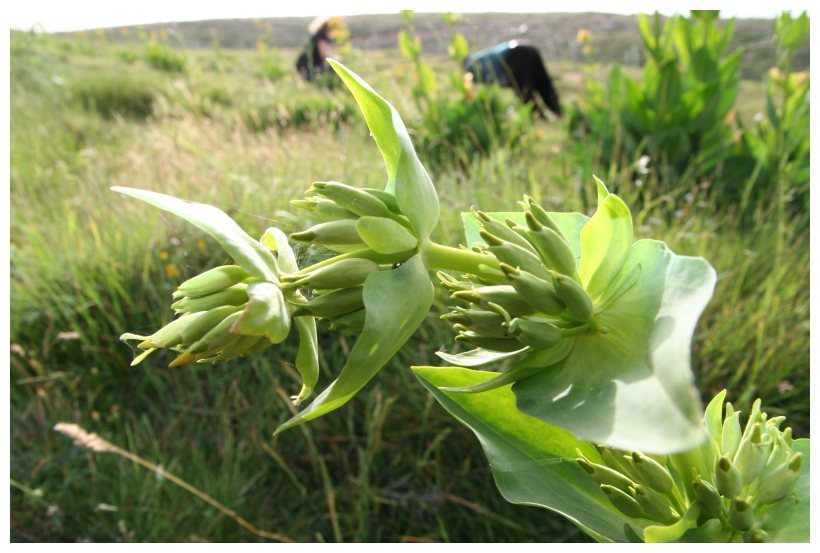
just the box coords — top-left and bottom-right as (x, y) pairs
(10, 17), (809, 543)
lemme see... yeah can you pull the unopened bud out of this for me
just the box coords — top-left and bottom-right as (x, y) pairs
(311, 181), (393, 218)
(757, 453), (802, 504)
(600, 485), (644, 519)
(293, 286), (364, 319)
(172, 284), (248, 314)
(633, 485), (679, 525)
(692, 477), (724, 518)
(553, 273), (593, 321)
(474, 211), (537, 254)
(523, 220), (578, 277)
(360, 187), (399, 212)
(448, 308), (509, 338)
(287, 258), (380, 289)
(734, 423), (770, 484)
(715, 455), (743, 498)
(728, 497), (755, 531)
(329, 309), (366, 332)
(507, 317), (562, 349)
(453, 285), (536, 318)
(175, 265), (249, 298)
(500, 265), (565, 315)
(576, 456), (636, 491)
(290, 219), (363, 245)
(456, 332), (524, 352)
(290, 198), (357, 221)
(524, 197), (568, 241)
(188, 311), (243, 356)
(721, 410), (742, 459)
(487, 238), (552, 281)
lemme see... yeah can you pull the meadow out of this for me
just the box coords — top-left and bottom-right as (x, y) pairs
(10, 13), (809, 542)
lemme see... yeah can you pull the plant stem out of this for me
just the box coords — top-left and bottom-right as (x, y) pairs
(422, 241), (500, 274)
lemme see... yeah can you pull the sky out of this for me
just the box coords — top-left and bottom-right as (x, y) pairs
(7, 0), (814, 32)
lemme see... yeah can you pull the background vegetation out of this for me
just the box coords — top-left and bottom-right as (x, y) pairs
(10, 11), (809, 542)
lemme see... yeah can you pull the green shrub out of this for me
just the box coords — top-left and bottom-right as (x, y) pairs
(71, 73), (157, 120)
(144, 41), (186, 73)
(568, 11), (742, 187)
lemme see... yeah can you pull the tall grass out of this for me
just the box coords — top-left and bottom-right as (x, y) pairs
(10, 30), (808, 542)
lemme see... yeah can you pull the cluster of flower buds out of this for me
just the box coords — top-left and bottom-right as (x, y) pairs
(121, 264), (286, 367)
(576, 393), (804, 542)
(286, 181), (419, 331)
(440, 197), (595, 365)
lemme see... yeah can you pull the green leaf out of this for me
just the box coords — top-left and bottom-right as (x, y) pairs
(232, 282), (290, 343)
(328, 60), (440, 242)
(578, 193), (633, 302)
(293, 315), (319, 398)
(514, 239), (716, 453)
(643, 503), (700, 542)
(450, 33), (469, 61)
(355, 216), (418, 254)
(413, 366), (642, 542)
(275, 254), (433, 433)
(112, 186), (278, 282)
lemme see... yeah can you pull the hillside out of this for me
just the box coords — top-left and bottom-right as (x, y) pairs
(65, 12), (808, 79)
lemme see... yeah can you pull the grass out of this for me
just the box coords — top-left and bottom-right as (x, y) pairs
(10, 27), (809, 542)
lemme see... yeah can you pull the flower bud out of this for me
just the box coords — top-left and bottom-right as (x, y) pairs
(293, 286), (364, 319)
(757, 452), (802, 504)
(474, 211), (537, 254)
(360, 187), (400, 212)
(715, 455), (743, 498)
(507, 317), (562, 349)
(734, 423), (770, 484)
(626, 452), (674, 494)
(721, 410), (742, 459)
(175, 265), (250, 298)
(456, 332), (524, 352)
(286, 258), (380, 289)
(744, 528), (770, 543)
(171, 284), (248, 314)
(524, 197), (568, 242)
(483, 232), (552, 281)
(188, 311), (244, 356)
(728, 497), (755, 531)
(576, 456), (636, 491)
(522, 214), (578, 277)
(448, 308), (509, 338)
(290, 219), (364, 245)
(500, 265), (566, 315)
(290, 198), (357, 222)
(553, 274), (594, 321)
(632, 484), (679, 525)
(452, 285), (535, 318)
(600, 484), (645, 519)
(692, 477), (724, 518)
(311, 181), (393, 218)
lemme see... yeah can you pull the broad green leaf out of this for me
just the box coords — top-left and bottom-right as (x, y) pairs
(328, 60), (440, 241)
(112, 186), (278, 282)
(413, 366), (642, 543)
(514, 239), (716, 453)
(293, 315), (319, 398)
(578, 193), (633, 302)
(774, 438), (810, 542)
(355, 216), (418, 254)
(436, 347), (528, 368)
(232, 282), (290, 343)
(261, 227), (298, 274)
(275, 254), (433, 433)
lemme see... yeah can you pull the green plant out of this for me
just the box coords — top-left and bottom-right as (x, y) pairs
(723, 12), (810, 216)
(71, 72), (157, 120)
(568, 11), (742, 188)
(111, 61), (809, 542)
(399, 11), (533, 170)
(144, 35), (186, 73)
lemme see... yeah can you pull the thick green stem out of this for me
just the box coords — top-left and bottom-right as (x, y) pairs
(422, 241), (500, 274)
